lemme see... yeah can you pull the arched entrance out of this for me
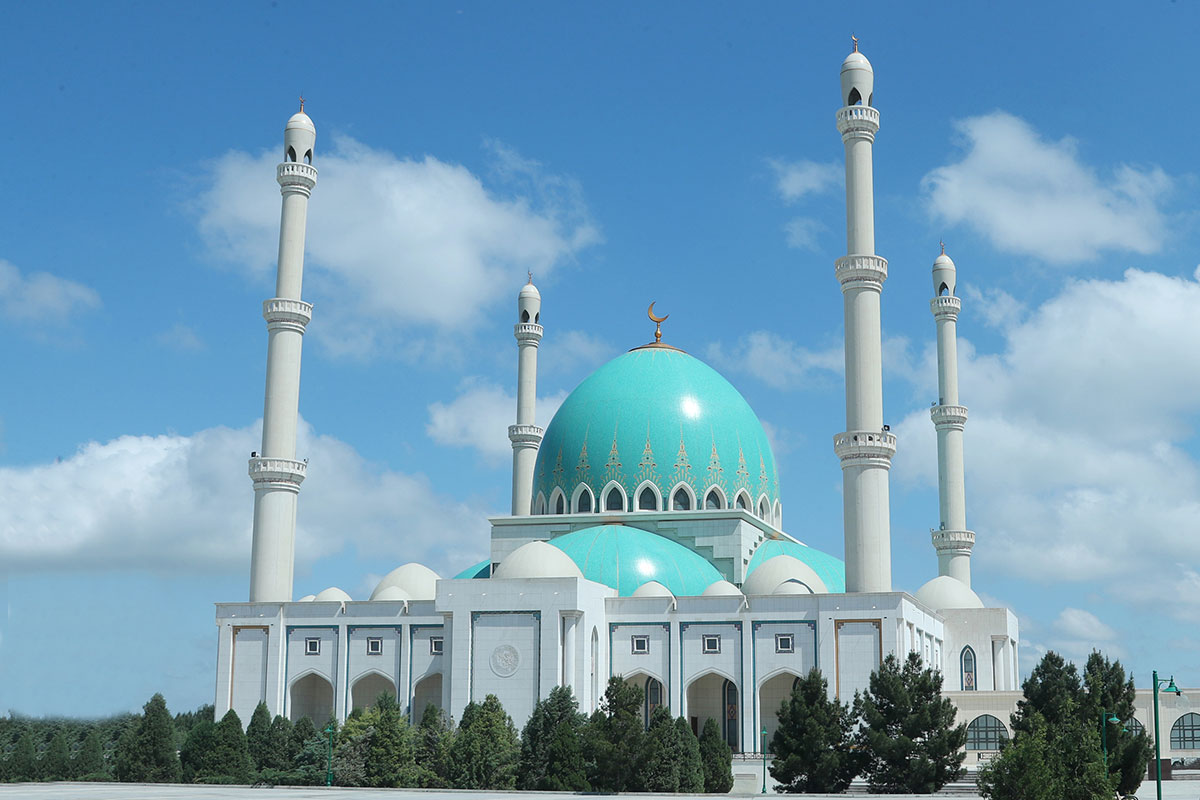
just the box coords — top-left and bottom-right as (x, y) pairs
(411, 673), (442, 719)
(351, 672), (395, 713)
(623, 673), (665, 729)
(758, 671), (802, 752)
(687, 672), (739, 752)
(289, 672), (333, 723)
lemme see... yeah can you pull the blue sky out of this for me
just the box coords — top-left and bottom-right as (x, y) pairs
(2, 2), (1199, 717)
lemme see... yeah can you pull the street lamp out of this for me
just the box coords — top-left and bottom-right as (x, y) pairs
(761, 728), (768, 794)
(1100, 710), (1122, 767)
(324, 723), (335, 787)
(1152, 670), (1182, 800)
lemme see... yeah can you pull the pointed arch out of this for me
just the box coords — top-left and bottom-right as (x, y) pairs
(622, 671), (666, 729)
(286, 145), (297, 162)
(685, 670), (740, 752)
(289, 671), (333, 723)
(534, 491), (547, 516)
(601, 480), (627, 512)
(735, 490), (752, 512)
(703, 485), (726, 510)
(961, 645), (977, 691)
(773, 499), (782, 529)
(847, 86), (862, 106)
(758, 669), (805, 753)
(634, 480), (661, 511)
(756, 493), (771, 523)
(550, 487), (567, 515)
(669, 481), (695, 511)
(571, 483), (594, 514)
(350, 671), (396, 712)
(411, 672), (442, 719)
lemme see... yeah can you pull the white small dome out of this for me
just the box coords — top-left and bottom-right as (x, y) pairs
(371, 563), (440, 601)
(519, 281), (541, 300)
(914, 575), (984, 611)
(313, 586), (352, 602)
(632, 580), (674, 598)
(840, 48), (874, 107)
(933, 249), (957, 295)
(371, 585), (411, 602)
(286, 111), (316, 133)
(493, 541), (583, 580)
(297, 594), (316, 602)
(701, 579), (743, 597)
(773, 579), (814, 595)
(743, 555), (830, 595)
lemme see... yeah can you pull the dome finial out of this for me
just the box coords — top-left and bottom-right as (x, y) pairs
(527, 270), (533, 285)
(851, 34), (859, 53)
(940, 239), (945, 256)
(299, 94), (305, 113)
(647, 301), (669, 344)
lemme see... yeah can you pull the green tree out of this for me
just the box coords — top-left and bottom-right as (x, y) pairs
(588, 677), (645, 792)
(770, 668), (862, 793)
(977, 712), (1059, 800)
(180, 721), (217, 782)
(854, 652), (966, 793)
(450, 694), (519, 789)
(364, 693), (416, 787)
(519, 686), (587, 791)
(675, 716), (705, 793)
(209, 709), (252, 783)
(290, 716), (318, 759)
(74, 729), (106, 779)
(245, 702), (273, 773)
(1081, 651), (1151, 796)
(10, 731), (36, 781)
(42, 730), (71, 781)
(699, 717), (734, 793)
(1012, 651), (1081, 735)
(332, 725), (371, 787)
(114, 693), (182, 783)
(263, 716), (295, 772)
(414, 704), (454, 788)
(173, 704), (215, 750)
(639, 705), (683, 792)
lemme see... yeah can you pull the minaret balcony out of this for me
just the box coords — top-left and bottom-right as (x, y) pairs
(931, 528), (975, 554)
(833, 429), (896, 467)
(930, 295), (961, 319)
(930, 404), (968, 429)
(248, 456), (307, 491)
(276, 162), (317, 193)
(508, 424), (544, 449)
(835, 105), (880, 140)
(514, 322), (544, 344)
(263, 298), (313, 333)
(835, 254), (888, 288)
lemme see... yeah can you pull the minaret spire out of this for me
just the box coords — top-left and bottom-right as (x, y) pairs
(929, 247), (975, 586)
(509, 278), (545, 514)
(247, 108), (317, 602)
(833, 45), (895, 593)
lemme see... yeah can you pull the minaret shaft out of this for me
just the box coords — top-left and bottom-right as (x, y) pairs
(509, 282), (544, 516)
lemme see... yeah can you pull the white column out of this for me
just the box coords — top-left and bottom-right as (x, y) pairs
(509, 280), (544, 515)
(834, 52), (894, 594)
(562, 612), (579, 694)
(249, 112), (316, 603)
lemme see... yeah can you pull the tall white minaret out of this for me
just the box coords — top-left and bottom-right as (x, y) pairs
(248, 106), (317, 602)
(833, 42), (895, 593)
(508, 276), (544, 515)
(929, 246), (974, 587)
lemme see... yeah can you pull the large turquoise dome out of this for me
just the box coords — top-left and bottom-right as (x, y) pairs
(746, 538), (846, 593)
(548, 524), (723, 596)
(533, 347), (779, 517)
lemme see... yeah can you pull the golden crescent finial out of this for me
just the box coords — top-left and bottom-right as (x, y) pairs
(851, 34), (859, 53)
(527, 270), (533, 285)
(940, 239), (945, 256)
(299, 95), (305, 113)
(647, 302), (669, 344)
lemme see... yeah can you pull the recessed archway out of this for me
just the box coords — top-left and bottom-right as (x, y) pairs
(623, 672), (666, 729)
(289, 672), (333, 723)
(411, 672), (443, 719)
(758, 671), (803, 752)
(351, 672), (395, 713)
(686, 671), (739, 752)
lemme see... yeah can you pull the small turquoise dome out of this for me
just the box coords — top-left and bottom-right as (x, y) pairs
(454, 559), (490, 579)
(747, 538), (846, 593)
(548, 524), (723, 597)
(534, 347), (779, 515)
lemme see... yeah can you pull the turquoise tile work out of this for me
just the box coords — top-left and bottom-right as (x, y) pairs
(548, 524), (723, 597)
(453, 559), (491, 579)
(746, 538), (846, 593)
(533, 347), (780, 512)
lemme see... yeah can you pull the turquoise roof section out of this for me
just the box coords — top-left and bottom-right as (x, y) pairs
(454, 559), (491, 579)
(533, 347), (779, 512)
(548, 524), (723, 597)
(746, 538), (846, 593)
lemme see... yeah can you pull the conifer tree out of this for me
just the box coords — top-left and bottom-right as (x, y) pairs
(1080, 651), (1150, 797)
(414, 704), (454, 788)
(10, 731), (36, 782)
(364, 693), (416, 787)
(519, 686), (587, 791)
(699, 717), (734, 793)
(770, 668), (862, 793)
(115, 693), (182, 783)
(180, 721), (217, 782)
(639, 705), (683, 792)
(42, 730), (71, 781)
(977, 712), (1059, 800)
(588, 677), (645, 792)
(450, 694), (519, 789)
(245, 702), (273, 773)
(854, 652), (966, 794)
(210, 709), (252, 783)
(75, 729), (106, 779)
(675, 716), (705, 793)
(290, 715), (318, 757)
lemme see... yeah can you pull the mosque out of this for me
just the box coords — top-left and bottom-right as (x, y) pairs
(211, 46), (1199, 766)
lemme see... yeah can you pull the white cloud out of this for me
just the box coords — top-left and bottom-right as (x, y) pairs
(783, 217), (826, 250)
(0, 419), (490, 584)
(426, 380), (566, 463)
(540, 329), (615, 377)
(1054, 607), (1117, 642)
(0, 259), (100, 324)
(923, 112), (1171, 264)
(156, 322), (205, 352)
(196, 136), (599, 359)
(960, 284), (1026, 330)
(707, 331), (842, 390)
(891, 268), (1200, 615)
(769, 159), (841, 202)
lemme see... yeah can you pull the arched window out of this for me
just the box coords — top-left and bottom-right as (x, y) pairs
(304, 149), (313, 165)
(758, 497), (770, 521)
(287, 145), (297, 162)
(705, 489), (723, 510)
(673, 487), (691, 511)
(638, 486), (657, 511)
(1126, 718), (1146, 738)
(645, 676), (664, 727)
(939, 282), (950, 296)
(555, 493), (565, 515)
(605, 487), (624, 511)
(1172, 713), (1200, 749)
(966, 714), (1008, 750)
(961, 646), (977, 691)
(534, 493), (546, 515)
(521, 309), (530, 323)
(847, 87), (862, 106)
(735, 492), (749, 511)
(575, 486), (593, 514)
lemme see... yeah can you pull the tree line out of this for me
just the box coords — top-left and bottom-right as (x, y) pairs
(0, 677), (734, 791)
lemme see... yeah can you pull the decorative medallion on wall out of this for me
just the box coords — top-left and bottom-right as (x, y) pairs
(490, 644), (520, 677)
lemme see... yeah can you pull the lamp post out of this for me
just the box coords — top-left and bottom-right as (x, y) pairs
(324, 723), (335, 787)
(1100, 710), (1121, 767)
(1153, 670), (1182, 800)
(761, 728), (768, 794)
